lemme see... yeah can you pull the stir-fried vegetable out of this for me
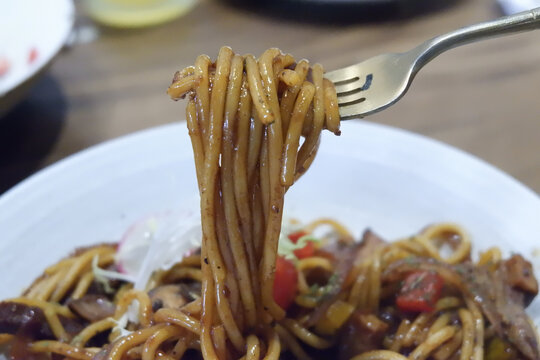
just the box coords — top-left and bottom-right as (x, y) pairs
(396, 270), (444, 312)
(273, 256), (298, 310)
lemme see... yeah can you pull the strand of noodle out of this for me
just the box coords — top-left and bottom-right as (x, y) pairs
(432, 329), (463, 360)
(247, 109), (264, 183)
(154, 308), (201, 335)
(458, 308), (474, 360)
(262, 328), (281, 360)
(142, 325), (184, 360)
(281, 81), (315, 186)
(194, 54), (211, 152)
(186, 100), (205, 187)
(72, 317), (116, 347)
(435, 297), (462, 310)
(296, 63), (325, 172)
(211, 324), (227, 360)
(281, 319), (333, 349)
(168, 74), (199, 99)
(403, 313), (433, 347)
(234, 78), (255, 260)
(389, 319), (412, 352)
(272, 54), (295, 86)
(221, 54), (258, 328)
(416, 223), (471, 264)
(259, 48), (288, 320)
(8, 297), (73, 317)
(279, 69), (301, 86)
(408, 326), (456, 360)
(465, 297), (484, 360)
(295, 136), (321, 181)
(246, 54), (274, 124)
(32, 271), (64, 301)
(114, 290), (153, 327)
(427, 313), (451, 337)
(246, 334), (261, 360)
(180, 255), (202, 267)
(259, 132), (271, 220)
(352, 351), (408, 360)
(274, 324), (311, 360)
(43, 257), (75, 275)
(251, 180), (266, 260)
(71, 271), (95, 299)
(198, 46), (233, 359)
(200, 245), (219, 360)
(298, 257), (334, 272)
(477, 247), (502, 267)
(215, 195), (243, 324)
(108, 325), (166, 360)
(51, 247), (113, 302)
(180, 298), (202, 315)
(164, 267), (203, 282)
(301, 103), (314, 136)
(170, 333), (193, 359)
(303, 218), (352, 238)
(28, 341), (96, 360)
(368, 250), (382, 312)
(323, 78), (340, 135)
(280, 60), (310, 135)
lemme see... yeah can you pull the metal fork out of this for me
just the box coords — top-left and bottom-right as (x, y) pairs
(325, 8), (540, 119)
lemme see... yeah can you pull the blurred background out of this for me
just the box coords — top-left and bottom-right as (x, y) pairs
(0, 0), (539, 194)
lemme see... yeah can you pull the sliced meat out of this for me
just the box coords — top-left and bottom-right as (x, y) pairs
(459, 263), (540, 360)
(0, 302), (84, 341)
(68, 295), (115, 322)
(148, 283), (201, 311)
(503, 254), (538, 304)
(338, 312), (389, 360)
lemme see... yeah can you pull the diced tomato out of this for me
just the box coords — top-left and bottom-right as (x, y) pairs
(288, 231), (315, 259)
(28, 47), (38, 64)
(0, 57), (9, 76)
(273, 256), (298, 310)
(396, 270), (444, 313)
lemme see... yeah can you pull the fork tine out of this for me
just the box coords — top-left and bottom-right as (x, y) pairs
(324, 69), (357, 83)
(338, 103), (365, 119)
(337, 92), (366, 105)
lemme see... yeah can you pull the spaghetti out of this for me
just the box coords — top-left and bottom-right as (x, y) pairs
(0, 48), (538, 360)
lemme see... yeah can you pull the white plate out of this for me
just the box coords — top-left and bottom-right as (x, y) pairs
(0, 0), (74, 110)
(0, 121), (539, 322)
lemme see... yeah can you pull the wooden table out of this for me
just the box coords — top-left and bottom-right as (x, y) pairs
(1, 0), (539, 194)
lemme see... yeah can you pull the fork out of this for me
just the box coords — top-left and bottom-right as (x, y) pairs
(325, 8), (540, 119)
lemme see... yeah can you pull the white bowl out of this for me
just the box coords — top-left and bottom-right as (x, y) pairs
(0, 121), (538, 322)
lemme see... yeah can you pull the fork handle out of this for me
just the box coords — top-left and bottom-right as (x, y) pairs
(410, 7), (540, 73)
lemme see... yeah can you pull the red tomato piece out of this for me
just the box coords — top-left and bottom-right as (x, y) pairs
(396, 270), (444, 313)
(288, 231), (315, 259)
(273, 256), (298, 310)
(28, 47), (38, 64)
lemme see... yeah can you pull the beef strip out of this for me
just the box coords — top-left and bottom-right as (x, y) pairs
(0, 302), (84, 341)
